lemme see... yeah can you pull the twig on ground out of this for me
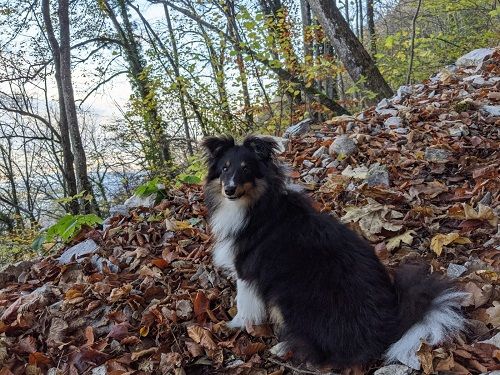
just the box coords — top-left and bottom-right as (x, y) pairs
(267, 357), (339, 375)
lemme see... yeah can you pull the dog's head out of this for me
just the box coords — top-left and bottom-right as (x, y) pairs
(201, 135), (279, 203)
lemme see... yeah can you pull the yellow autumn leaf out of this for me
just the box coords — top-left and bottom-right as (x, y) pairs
(139, 325), (149, 337)
(386, 230), (416, 251)
(430, 233), (471, 256)
(174, 220), (192, 230)
(463, 203), (498, 226)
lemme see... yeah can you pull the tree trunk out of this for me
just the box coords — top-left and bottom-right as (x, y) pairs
(102, 0), (171, 172)
(160, 0), (350, 115)
(225, 0), (254, 131)
(358, 0), (364, 42)
(127, 1), (210, 137)
(41, 0), (79, 214)
(259, 0), (303, 104)
(366, 0), (376, 58)
(406, 0), (422, 85)
(58, 0), (100, 215)
(163, 4), (193, 155)
(300, 0), (313, 62)
(307, 0), (393, 100)
(343, 0), (349, 24)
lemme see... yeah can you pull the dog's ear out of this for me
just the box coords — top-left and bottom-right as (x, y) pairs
(243, 136), (278, 161)
(201, 136), (235, 162)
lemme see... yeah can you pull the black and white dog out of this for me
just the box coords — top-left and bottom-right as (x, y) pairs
(202, 135), (466, 370)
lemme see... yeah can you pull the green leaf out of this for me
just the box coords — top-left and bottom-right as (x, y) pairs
(135, 177), (164, 197)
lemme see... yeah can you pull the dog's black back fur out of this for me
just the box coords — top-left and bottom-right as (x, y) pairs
(236, 183), (401, 366)
(202, 135), (463, 369)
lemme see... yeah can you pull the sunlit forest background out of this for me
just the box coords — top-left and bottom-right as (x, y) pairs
(0, 0), (498, 262)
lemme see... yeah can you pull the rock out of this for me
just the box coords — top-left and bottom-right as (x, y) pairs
(366, 164), (390, 187)
(458, 89), (470, 98)
(356, 112), (366, 121)
(321, 157), (333, 167)
(384, 116), (403, 128)
(376, 98), (390, 110)
(0, 260), (36, 289)
(449, 123), (469, 137)
(395, 85), (413, 102)
(447, 263), (468, 278)
(302, 174), (318, 184)
(425, 147), (451, 163)
(394, 128), (410, 135)
(302, 160), (314, 168)
(481, 105), (500, 117)
(329, 135), (357, 156)
(479, 331), (500, 349)
(376, 108), (399, 117)
(283, 118), (313, 138)
(90, 254), (119, 273)
(312, 146), (327, 159)
(456, 48), (494, 67)
(463, 75), (500, 87)
(124, 194), (157, 209)
(325, 160), (340, 169)
(308, 168), (323, 175)
(91, 365), (108, 375)
(346, 122), (355, 132)
(371, 124), (382, 135)
(374, 364), (414, 375)
(58, 239), (99, 264)
(109, 204), (129, 217)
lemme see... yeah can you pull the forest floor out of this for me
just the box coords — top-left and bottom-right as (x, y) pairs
(0, 49), (499, 375)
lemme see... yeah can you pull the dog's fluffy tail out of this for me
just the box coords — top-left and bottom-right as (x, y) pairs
(385, 264), (467, 369)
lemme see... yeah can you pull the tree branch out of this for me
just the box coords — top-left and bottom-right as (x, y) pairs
(149, 0), (350, 115)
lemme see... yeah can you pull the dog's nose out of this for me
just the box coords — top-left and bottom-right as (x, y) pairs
(224, 185), (237, 196)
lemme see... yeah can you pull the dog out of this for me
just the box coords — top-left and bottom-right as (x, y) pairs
(202, 135), (466, 370)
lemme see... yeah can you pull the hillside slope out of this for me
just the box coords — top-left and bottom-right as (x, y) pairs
(0, 48), (498, 375)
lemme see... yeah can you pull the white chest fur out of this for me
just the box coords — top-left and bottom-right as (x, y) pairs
(210, 199), (248, 273)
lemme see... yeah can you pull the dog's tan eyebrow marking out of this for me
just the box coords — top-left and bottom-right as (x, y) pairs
(225, 160), (230, 167)
(241, 162), (246, 167)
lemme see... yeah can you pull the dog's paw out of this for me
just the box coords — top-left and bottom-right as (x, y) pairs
(270, 341), (290, 358)
(226, 315), (246, 329)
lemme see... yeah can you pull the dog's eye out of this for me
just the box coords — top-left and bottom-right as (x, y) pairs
(222, 166), (228, 172)
(242, 166), (249, 172)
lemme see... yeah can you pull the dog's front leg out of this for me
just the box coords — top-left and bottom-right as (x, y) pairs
(227, 279), (266, 329)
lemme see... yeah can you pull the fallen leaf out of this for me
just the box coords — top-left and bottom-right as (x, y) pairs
(463, 282), (492, 308)
(463, 203), (498, 226)
(417, 343), (433, 373)
(341, 198), (403, 240)
(108, 284), (132, 303)
(186, 325), (217, 350)
(131, 347), (157, 361)
(430, 232), (471, 256)
(108, 323), (130, 341)
(386, 230), (416, 251)
(486, 301), (500, 328)
(84, 326), (94, 346)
